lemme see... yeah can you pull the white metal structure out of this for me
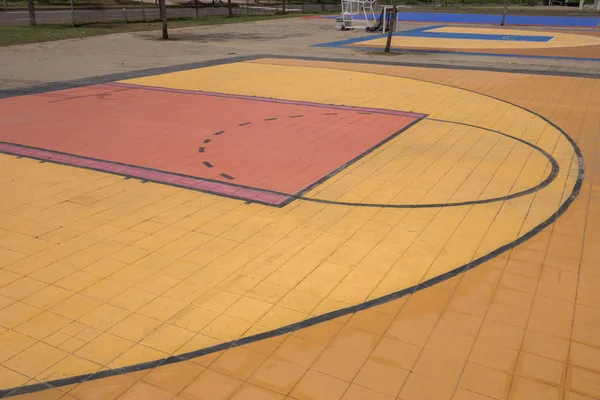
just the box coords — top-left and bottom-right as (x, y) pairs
(338, 0), (376, 29)
(381, 6), (398, 33)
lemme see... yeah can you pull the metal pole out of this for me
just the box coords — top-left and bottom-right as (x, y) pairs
(70, 0), (75, 26)
(141, 0), (146, 22)
(194, 0), (198, 18)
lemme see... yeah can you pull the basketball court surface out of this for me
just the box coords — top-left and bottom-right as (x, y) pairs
(0, 17), (599, 400)
(318, 25), (600, 60)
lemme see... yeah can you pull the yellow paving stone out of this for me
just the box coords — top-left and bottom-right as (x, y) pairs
(246, 281), (291, 304)
(58, 336), (87, 353)
(82, 258), (127, 278)
(0, 249), (27, 268)
(54, 271), (102, 292)
(0, 277), (47, 301)
(29, 263), (76, 284)
(3, 256), (53, 276)
(109, 265), (154, 286)
(77, 303), (131, 331)
(14, 312), (71, 341)
(4, 341), (68, 378)
(136, 273), (181, 295)
(108, 313), (162, 342)
(137, 296), (189, 322)
(75, 332), (135, 366)
(81, 279), (129, 302)
(201, 315), (254, 341)
(0, 365), (30, 390)
(74, 327), (103, 343)
(109, 287), (158, 312)
(170, 305), (219, 333)
(49, 294), (101, 320)
(0, 330), (36, 364)
(0, 270), (21, 286)
(194, 290), (241, 313)
(177, 334), (222, 356)
(86, 239), (126, 257)
(107, 344), (168, 370)
(224, 297), (273, 323)
(140, 324), (196, 354)
(0, 302), (43, 329)
(21, 285), (75, 310)
(62, 250), (104, 271)
(36, 354), (102, 382)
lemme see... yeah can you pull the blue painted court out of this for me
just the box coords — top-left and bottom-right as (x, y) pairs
(400, 25), (554, 41)
(318, 11), (600, 27)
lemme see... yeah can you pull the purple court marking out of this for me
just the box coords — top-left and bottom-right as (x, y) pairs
(0, 142), (292, 206)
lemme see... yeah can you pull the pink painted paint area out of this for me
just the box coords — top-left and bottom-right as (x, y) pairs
(0, 83), (423, 206)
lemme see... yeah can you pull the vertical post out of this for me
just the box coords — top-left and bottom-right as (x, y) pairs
(159, 0), (168, 38)
(3, 0), (8, 10)
(227, 0), (233, 16)
(194, 0), (198, 18)
(282, 0), (286, 12)
(578, 0), (584, 9)
(141, 0), (146, 22)
(384, 4), (396, 53)
(70, 0), (75, 26)
(28, 0), (36, 25)
(500, 0), (507, 25)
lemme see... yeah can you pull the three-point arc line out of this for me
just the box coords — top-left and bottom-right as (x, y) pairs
(200, 112), (341, 179)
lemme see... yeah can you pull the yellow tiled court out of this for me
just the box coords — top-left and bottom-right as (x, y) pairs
(0, 57), (597, 399)
(351, 26), (600, 50)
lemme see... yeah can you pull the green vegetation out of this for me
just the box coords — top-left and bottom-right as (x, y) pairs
(0, 13), (325, 47)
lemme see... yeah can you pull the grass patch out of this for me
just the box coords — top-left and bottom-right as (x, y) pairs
(0, 13), (325, 46)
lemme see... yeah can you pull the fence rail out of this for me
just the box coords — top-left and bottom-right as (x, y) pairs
(2, 0), (596, 27)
